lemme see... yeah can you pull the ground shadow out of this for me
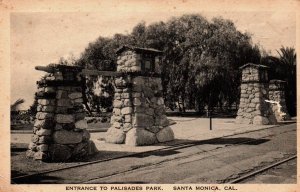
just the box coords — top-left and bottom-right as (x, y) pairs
(11, 137), (270, 184)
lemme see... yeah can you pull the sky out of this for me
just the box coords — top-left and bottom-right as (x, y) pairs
(11, 11), (296, 110)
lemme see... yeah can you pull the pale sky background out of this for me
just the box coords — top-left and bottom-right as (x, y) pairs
(11, 11), (296, 110)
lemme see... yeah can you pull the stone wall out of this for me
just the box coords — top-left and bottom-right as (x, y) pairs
(268, 80), (291, 121)
(105, 49), (174, 146)
(117, 50), (141, 72)
(26, 64), (97, 162)
(236, 64), (277, 125)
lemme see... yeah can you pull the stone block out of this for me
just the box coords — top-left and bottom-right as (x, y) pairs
(121, 93), (130, 99)
(246, 108), (254, 113)
(56, 90), (68, 99)
(105, 127), (126, 144)
(55, 106), (68, 113)
(132, 77), (145, 85)
(115, 88), (123, 93)
(133, 84), (142, 92)
(55, 114), (75, 123)
(132, 92), (141, 98)
(38, 136), (52, 144)
(34, 119), (54, 129)
(113, 100), (123, 108)
(124, 115), (132, 123)
(123, 99), (132, 107)
(115, 78), (128, 87)
(36, 128), (52, 136)
(55, 124), (63, 130)
(134, 106), (145, 113)
(154, 107), (165, 116)
(42, 105), (55, 112)
(49, 144), (72, 162)
(53, 130), (83, 144)
(34, 151), (48, 161)
(112, 121), (121, 128)
(145, 126), (160, 134)
(143, 87), (155, 98)
(157, 97), (164, 105)
(45, 87), (55, 93)
(159, 115), (169, 127)
(121, 107), (133, 115)
(129, 66), (140, 71)
(75, 119), (88, 129)
(122, 123), (132, 132)
(145, 108), (154, 116)
(75, 112), (86, 121)
(37, 144), (49, 152)
(253, 116), (269, 125)
(113, 108), (121, 115)
(37, 105), (43, 112)
(133, 98), (142, 106)
(38, 99), (55, 106)
(156, 126), (174, 142)
(31, 135), (39, 143)
(72, 142), (88, 157)
(26, 150), (35, 158)
(57, 99), (72, 107)
(252, 98), (260, 103)
(68, 92), (82, 99)
(73, 98), (83, 104)
(28, 142), (37, 151)
(125, 128), (157, 146)
(36, 112), (54, 120)
(133, 113), (154, 127)
(33, 127), (40, 134)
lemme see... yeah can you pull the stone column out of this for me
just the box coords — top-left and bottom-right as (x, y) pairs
(26, 64), (97, 162)
(105, 48), (174, 146)
(268, 80), (291, 121)
(236, 63), (277, 125)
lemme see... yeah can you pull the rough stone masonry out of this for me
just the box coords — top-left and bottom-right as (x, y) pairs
(105, 46), (175, 146)
(268, 79), (291, 121)
(236, 63), (277, 125)
(26, 64), (97, 162)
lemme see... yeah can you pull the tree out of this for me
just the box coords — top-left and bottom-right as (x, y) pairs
(76, 14), (262, 113)
(11, 99), (25, 112)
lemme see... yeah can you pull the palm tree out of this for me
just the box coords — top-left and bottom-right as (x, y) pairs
(11, 99), (25, 112)
(262, 46), (296, 116)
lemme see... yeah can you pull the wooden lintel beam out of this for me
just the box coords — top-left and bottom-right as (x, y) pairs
(80, 69), (122, 77)
(35, 66), (55, 73)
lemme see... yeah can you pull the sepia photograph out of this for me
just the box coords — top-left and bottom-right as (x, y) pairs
(0, 0), (299, 192)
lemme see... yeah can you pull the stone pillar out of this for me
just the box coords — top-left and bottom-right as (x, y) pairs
(236, 63), (277, 125)
(26, 64), (97, 162)
(268, 80), (291, 121)
(105, 46), (174, 146)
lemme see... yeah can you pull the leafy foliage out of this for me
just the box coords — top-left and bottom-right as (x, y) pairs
(261, 46), (297, 116)
(76, 14), (295, 115)
(11, 99), (25, 112)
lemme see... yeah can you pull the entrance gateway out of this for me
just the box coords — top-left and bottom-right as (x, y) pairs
(27, 46), (174, 162)
(27, 46), (291, 162)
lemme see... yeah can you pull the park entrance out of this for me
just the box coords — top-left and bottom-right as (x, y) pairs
(27, 46), (174, 162)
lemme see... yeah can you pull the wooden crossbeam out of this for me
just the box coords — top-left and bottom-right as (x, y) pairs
(80, 69), (122, 77)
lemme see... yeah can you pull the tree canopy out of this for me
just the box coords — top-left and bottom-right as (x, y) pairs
(74, 14), (295, 115)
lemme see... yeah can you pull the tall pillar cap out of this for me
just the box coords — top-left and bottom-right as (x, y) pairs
(239, 63), (269, 70)
(116, 45), (163, 55)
